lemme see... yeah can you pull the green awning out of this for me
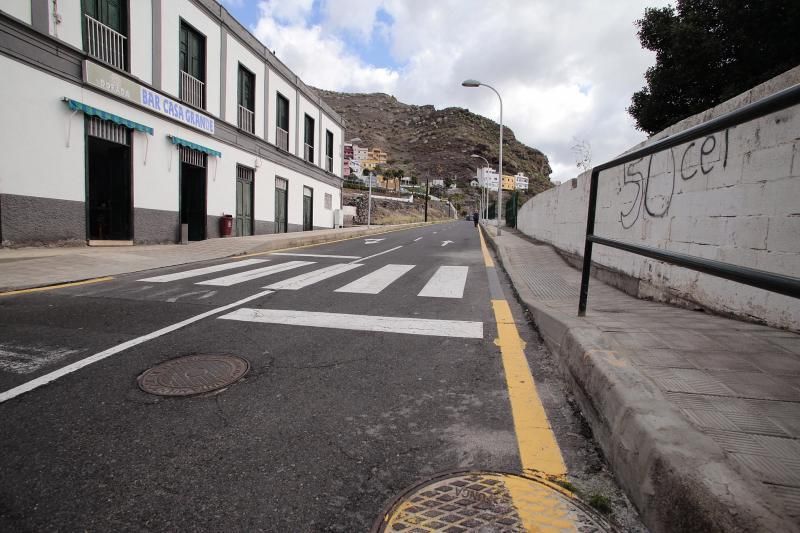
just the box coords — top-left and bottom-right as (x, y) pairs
(168, 135), (222, 158)
(63, 98), (153, 135)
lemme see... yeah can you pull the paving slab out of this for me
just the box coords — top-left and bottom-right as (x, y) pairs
(483, 225), (800, 533)
(0, 223), (434, 292)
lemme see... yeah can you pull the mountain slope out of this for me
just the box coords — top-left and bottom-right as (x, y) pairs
(317, 90), (554, 193)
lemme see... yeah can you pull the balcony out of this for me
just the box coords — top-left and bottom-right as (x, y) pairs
(85, 15), (126, 71)
(304, 143), (314, 163)
(276, 127), (289, 151)
(180, 70), (205, 109)
(238, 105), (254, 134)
(326, 155), (334, 173)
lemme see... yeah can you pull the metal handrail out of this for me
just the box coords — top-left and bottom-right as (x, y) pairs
(304, 142), (314, 163)
(238, 105), (254, 133)
(85, 15), (126, 70)
(180, 70), (205, 109)
(578, 82), (800, 315)
(326, 155), (334, 173)
(276, 127), (289, 151)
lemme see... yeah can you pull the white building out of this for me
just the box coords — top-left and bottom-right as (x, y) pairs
(514, 172), (529, 191)
(353, 145), (369, 162)
(430, 178), (445, 187)
(477, 168), (499, 191)
(0, 0), (345, 245)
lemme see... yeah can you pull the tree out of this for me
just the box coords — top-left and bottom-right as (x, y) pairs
(362, 168), (369, 176)
(628, 0), (800, 134)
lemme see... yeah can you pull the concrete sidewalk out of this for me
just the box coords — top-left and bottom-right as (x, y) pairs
(0, 223), (431, 292)
(483, 226), (800, 533)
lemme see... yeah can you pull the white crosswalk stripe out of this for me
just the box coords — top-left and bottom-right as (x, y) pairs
(335, 264), (415, 294)
(265, 263), (363, 290)
(138, 259), (269, 282)
(219, 308), (483, 338)
(418, 266), (469, 298)
(196, 261), (314, 287)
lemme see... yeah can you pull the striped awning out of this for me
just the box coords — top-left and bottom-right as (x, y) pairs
(168, 135), (222, 158)
(63, 98), (153, 135)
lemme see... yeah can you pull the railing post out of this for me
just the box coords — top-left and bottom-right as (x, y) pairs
(578, 168), (600, 316)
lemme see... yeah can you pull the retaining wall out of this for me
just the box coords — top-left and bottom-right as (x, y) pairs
(517, 67), (800, 331)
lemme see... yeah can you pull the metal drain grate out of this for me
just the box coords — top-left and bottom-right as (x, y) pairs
(137, 354), (249, 396)
(373, 471), (612, 532)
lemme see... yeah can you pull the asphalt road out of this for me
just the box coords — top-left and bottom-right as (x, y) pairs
(0, 222), (645, 531)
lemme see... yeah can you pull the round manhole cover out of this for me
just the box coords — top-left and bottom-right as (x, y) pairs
(373, 470), (613, 532)
(138, 354), (249, 397)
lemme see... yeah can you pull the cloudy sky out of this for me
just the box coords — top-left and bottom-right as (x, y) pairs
(221, 0), (669, 182)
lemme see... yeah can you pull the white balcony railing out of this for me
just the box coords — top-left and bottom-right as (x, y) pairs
(276, 127), (289, 151)
(238, 105), (254, 133)
(326, 155), (334, 173)
(180, 70), (205, 109)
(304, 143), (314, 163)
(85, 14), (126, 70)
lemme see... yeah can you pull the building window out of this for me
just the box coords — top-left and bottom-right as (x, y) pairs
(325, 130), (334, 173)
(324, 193), (332, 210)
(276, 93), (289, 151)
(237, 65), (255, 133)
(179, 21), (206, 109)
(82, 0), (128, 71)
(304, 114), (315, 163)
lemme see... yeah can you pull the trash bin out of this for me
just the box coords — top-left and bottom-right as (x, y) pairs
(220, 214), (234, 237)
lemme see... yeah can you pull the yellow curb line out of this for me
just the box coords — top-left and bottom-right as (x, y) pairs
(0, 277), (114, 297)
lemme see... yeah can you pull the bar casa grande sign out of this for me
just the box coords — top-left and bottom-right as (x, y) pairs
(83, 61), (215, 135)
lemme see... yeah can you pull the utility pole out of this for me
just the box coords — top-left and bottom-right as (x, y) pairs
(367, 172), (373, 228)
(424, 177), (429, 222)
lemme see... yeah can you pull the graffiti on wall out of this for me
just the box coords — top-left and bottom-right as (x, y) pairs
(618, 130), (729, 229)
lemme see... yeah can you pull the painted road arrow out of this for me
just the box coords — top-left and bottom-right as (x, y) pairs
(364, 238), (385, 245)
(441, 240), (454, 247)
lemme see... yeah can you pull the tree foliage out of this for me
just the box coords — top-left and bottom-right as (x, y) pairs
(628, 0), (800, 134)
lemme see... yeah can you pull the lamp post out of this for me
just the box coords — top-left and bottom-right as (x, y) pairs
(367, 171), (373, 228)
(470, 154), (490, 224)
(462, 79), (503, 236)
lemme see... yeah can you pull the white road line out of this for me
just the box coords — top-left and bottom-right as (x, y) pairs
(350, 246), (403, 264)
(418, 266), (469, 298)
(166, 290), (212, 303)
(196, 261), (314, 287)
(219, 308), (483, 339)
(335, 264), (415, 294)
(0, 290), (274, 404)
(413, 237), (423, 242)
(138, 259), (269, 283)
(269, 252), (361, 259)
(265, 263), (363, 290)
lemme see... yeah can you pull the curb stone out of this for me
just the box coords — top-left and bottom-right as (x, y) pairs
(482, 227), (797, 533)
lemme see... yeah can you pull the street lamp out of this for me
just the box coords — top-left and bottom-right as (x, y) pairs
(462, 79), (503, 236)
(470, 154), (490, 224)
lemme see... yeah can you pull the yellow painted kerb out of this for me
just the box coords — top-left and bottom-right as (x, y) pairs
(477, 226), (494, 267)
(493, 298), (567, 477)
(0, 277), (113, 296)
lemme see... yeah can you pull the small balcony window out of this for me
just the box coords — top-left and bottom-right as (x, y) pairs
(179, 21), (206, 109)
(238, 65), (255, 133)
(83, 0), (128, 71)
(304, 114), (315, 163)
(276, 93), (290, 151)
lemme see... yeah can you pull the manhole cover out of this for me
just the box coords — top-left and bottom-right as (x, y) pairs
(138, 354), (249, 396)
(373, 470), (613, 532)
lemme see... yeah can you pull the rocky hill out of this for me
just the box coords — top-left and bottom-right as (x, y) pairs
(316, 90), (554, 194)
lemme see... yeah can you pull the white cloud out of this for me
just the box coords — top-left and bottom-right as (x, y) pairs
(251, 0), (669, 182)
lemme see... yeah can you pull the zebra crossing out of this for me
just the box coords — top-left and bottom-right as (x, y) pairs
(137, 258), (471, 299)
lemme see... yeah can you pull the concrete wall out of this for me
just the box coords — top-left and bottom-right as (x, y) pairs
(0, 0), (30, 24)
(517, 67), (800, 331)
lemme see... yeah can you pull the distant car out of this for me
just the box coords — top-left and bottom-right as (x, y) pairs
(465, 215), (471, 220)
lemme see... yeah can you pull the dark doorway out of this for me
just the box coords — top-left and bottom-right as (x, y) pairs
(275, 177), (288, 233)
(87, 121), (132, 241)
(303, 186), (313, 231)
(179, 148), (207, 241)
(236, 165), (254, 236)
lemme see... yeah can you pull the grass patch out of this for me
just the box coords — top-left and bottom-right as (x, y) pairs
(551, 479), (578, 494)
(587, 493), (613, 515)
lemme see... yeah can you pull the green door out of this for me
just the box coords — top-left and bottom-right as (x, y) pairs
(303, 186), (313, 231)
(236, 166), (254, 236)
(275, 177), (288, 233)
